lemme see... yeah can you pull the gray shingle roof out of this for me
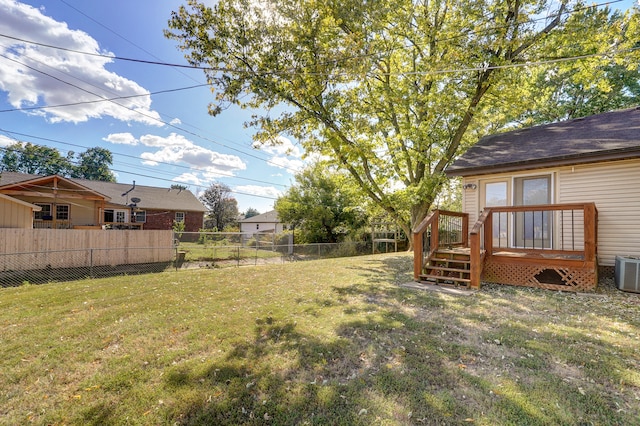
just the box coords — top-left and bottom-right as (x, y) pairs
(239, 210), (280, 223)
(0, 172), (206, 212)
(446, 107), (640, 177)
(72, 178), (207, 212)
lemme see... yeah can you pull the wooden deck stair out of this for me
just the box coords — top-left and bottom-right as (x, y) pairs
(419, 248), (471, 287)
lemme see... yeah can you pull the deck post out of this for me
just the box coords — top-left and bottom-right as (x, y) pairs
(483, 211), (493, 258)
(584, 203), (597, 263)
(461, 214), (469, 247)
(413, 229), (423, 281)
(430, 210), (439, 251)
(470, 230), (481, 289)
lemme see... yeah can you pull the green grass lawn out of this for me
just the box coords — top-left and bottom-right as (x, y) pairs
(177, 242), (283, 263)
(1, 253), (639, 425)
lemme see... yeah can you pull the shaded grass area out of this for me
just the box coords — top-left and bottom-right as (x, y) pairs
(1, 253), (639, 425)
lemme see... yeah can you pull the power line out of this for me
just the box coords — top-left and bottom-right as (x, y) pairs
(0, 0), (627, 77)
(0, 83), (209, 113)
(56, 0), (203, 85)
(0, 130), (289, 188)
(0, 50), (295, 171)
(0, 145), (281, 201)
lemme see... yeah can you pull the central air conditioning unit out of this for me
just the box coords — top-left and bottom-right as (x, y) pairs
(615, 256), (640, 293)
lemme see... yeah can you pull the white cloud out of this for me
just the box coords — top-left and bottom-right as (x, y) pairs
(169, 118), (182, 125)
(173, 173), (202, 186)
(252, 135), (304, 173)
(268, 156), (304, 173)
(0, 0), (161, 125)
(255, 135), (302, 157)
(103, 132), (138, 145)
(138, 132), (247, 176)
(0, 135), (15, 147)
(234, 185), (282, 199)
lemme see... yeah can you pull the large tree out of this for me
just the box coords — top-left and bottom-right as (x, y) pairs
(0, 142), (73, 176)
(1, 142), (117, 182)
(166, 0), (640, 244)
(200, 182), (240, 230)
(71, 147), (116, 182)
(275, 163), (367, 243)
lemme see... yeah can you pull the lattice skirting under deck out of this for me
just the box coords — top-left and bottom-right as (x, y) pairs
(482, 260), (597, 292)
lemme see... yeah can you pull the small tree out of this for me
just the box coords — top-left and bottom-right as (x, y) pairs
(200, 182), (240, 231)
(275, 163), (367, 244)
(172, 220), (185, 238)
(244, 207), (260, 219)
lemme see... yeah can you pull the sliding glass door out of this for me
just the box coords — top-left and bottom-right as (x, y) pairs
(514, 176), (551, 248)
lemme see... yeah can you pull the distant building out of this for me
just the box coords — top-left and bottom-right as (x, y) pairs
(239, 210), (288, 235)
(0, 172), (207, 232)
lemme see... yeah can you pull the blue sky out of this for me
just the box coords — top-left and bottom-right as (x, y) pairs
(0, 0), (302, 213)
(0, 0), (637, 214)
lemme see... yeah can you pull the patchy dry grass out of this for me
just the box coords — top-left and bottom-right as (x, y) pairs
(1, 253), (639, 425)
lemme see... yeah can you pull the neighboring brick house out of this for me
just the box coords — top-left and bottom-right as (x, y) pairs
(0, 172), (206, 232)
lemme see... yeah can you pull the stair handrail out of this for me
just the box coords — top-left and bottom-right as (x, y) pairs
(413, 210), (439, 281)
(469, 209), (492, 289)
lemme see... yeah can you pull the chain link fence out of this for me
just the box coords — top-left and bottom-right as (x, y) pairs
(174, 231), (372, 269)
(0, 247), (176, 287)
(0, 232), (379, 288)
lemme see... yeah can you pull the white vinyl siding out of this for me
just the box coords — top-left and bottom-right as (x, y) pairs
(462, 178), (479, 225)
(558, 159), (640, 266)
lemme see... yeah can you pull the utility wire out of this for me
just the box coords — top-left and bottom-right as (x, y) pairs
(0, 131), (288, 188)
(0, 0), (626, 76)
(0, 52), (295, 171)
(0, 83), (209, 113)
(56, 0), (203, 85)
(0, 145), (281, 201)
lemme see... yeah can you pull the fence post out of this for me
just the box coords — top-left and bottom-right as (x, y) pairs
(90, 248), (94, 278)
(255, 240), (259, 265)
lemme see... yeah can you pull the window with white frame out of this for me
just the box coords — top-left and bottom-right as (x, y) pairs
(133, 210), (146, 223)
(56, 204), (69, 220)
(104, 209), (129, 223)
(175, 212), (185, 223)
(115, 211), (126, 223)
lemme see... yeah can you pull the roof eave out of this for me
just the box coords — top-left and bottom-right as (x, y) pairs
(446, 149), (640, 177)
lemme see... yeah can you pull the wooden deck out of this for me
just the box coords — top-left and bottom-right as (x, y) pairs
(414, 204), (598, 292)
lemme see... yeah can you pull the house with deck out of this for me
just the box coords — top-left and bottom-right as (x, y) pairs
(414, 107), (640, 292)
(0, 172), (207, 232)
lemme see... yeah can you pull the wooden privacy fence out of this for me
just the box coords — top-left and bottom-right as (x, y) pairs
(0, 229), (174, 271)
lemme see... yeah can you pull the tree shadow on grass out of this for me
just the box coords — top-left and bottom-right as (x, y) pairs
(162, 254), (639, 425)
(163, 307), (481, 425)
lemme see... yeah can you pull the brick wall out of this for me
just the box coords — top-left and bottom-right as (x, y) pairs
(143, 210), (203, 232)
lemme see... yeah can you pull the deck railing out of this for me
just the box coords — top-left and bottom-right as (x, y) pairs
(413, 210), (468, 281)
(33, 220), (71, 229)
(468, 203), (598, 288)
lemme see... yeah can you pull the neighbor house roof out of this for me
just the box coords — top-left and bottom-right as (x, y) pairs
(239, 210), (280, 223)
(446, 107), (640, 177)
(0, 172), (108, 201)
(0, 172), (206, 212)
(72, 178), (207, 212)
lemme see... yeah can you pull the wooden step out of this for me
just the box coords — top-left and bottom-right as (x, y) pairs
(430, 257), (471, 265)
(425, 265), (471, 274)
(419, 274), (471, 285)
